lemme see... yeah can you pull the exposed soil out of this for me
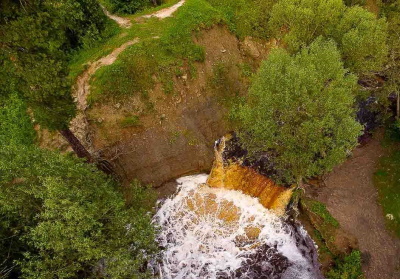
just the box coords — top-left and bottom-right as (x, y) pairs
(306, 132), (400, 279)
(70, 39), (139, 150)
(88, 26), (262, 187)
(40, 1), (188, 152)
(38, 2), (274, 187)
(101, 6), (132, 28)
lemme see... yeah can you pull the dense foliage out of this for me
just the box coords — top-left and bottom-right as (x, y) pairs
(233, 38), (362, 184)
(0, 94), (36, 146)
(105, 0), (154, 14)
(205, 0), (276, 39)
(327, 250), (365, 279)
(0, 145), (158, 278)
(268, 0), (388, 73)
(0, 0), (107, 130)
(378, 0), (400, 117)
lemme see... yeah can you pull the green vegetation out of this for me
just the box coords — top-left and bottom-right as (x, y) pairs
(205, 0), (276, 39)
(120, 115), (142, 127)
(103, 0), (153, 14)
(0, 94), (36, 146)
(379, 0), (400, 118)
(307, 199), (340, 228)
(0, 0), (109, 131)
(301, 197), (341, 238)
(327, 250), (365, 279)
(300, 197), (364, 277)
(374, 130), (400, 237)
(0, 144), (158, 278)
(268, 0), (388, 73)
(233, 38), (362, 184)
(90, 0), (222, 103)
(100, 0), (174, 15)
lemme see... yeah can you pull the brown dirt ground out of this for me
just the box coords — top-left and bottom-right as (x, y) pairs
(307, 133), (400, 279)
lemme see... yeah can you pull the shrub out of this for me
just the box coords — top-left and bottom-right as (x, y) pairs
(327, 250), (365, 279)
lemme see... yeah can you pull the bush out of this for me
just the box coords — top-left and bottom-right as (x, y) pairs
(107, 0), (152, 14)
(327, 250), (365, 279)
(205, 0), (276, 39)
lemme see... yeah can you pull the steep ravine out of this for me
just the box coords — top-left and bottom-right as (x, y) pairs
(88, 26), (271, 187)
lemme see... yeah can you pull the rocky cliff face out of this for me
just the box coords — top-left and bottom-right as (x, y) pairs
(37, 25), (273, 188)
(88, 26), (271, 187)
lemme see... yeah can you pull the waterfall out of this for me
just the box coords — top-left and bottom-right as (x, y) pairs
(152, 174), (323, 279)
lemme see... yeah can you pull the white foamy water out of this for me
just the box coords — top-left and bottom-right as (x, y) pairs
(153, 174), (317, 279)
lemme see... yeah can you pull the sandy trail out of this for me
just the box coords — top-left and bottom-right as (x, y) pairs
(142, 0), (186, 19)
(313, 136), (400, 279)
(74, 39), (139, 112)
(101, 6), (132, 28)
(70, 39), (138, 149)
(70, 1), (186, 149)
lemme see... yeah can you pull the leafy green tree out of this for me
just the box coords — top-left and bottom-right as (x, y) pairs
(0, 0), (107, 159)
(268, 0), (388, 73)
(0, 145), (158, 278)
(334, 5), (388, 73)
(233, 38), (362, 184)
(269, 0), (344, 51)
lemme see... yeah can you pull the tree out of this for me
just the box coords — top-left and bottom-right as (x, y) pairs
(334, 6), (388, 73)
(233, 38), (362, 184)
(268, 0), (388, 74)
(380, 0), (400, 118)
(0, 0), (107, 160)
(0, 144), (158, 278)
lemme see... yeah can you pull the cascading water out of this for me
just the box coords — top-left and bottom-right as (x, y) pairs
(152, 174), (323, 279)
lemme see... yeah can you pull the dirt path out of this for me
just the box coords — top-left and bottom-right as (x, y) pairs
(142, 0), (186, 19)
(101, 6), (132, 28)
(70, 1), (186, 149)
(311, 135), (400, 278)
(71, 39), (139, 149)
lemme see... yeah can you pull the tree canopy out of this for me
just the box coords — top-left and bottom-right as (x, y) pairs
(0, 144), (158, 278)
(233, 38), (362, 184)
(268, 0), (388, 73)
(0, 0), (107, 130)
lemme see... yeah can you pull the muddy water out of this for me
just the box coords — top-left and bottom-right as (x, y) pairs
(207, 136), (293, 216)
(152, 175), (323, 279)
